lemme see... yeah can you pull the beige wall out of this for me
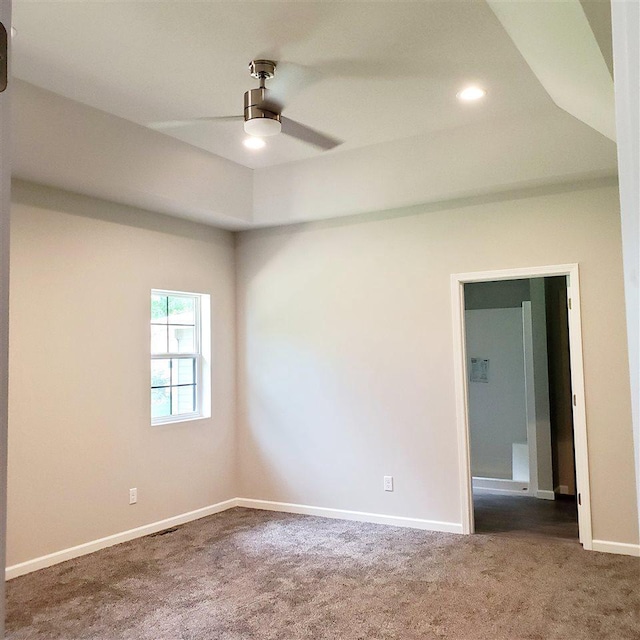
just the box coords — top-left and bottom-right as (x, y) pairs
(237, 182), (639, 545)
(8, 178), (638, 569)
(8, 181), (237, 566)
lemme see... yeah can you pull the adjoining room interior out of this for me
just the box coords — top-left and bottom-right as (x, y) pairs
(464, 277), (579, 540)
(1, 1), (639, 639)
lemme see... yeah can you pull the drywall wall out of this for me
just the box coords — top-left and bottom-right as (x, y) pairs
(466, 308), (527, 480)
(7, 181), (237, 566)
(612, 0), (640, 533)
(237, 182), (639, 545)
(0, 0), (12, 632)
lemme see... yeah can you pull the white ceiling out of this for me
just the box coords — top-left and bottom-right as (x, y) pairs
(13, 1), (560, 169)
(10, 1), (618, 228)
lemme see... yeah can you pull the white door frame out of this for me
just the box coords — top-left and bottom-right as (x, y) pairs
(451, 264), (593, 550)
(521, 301), (540, 498)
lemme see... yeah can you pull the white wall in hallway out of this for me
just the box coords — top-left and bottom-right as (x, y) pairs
(465, 307), (527, 480)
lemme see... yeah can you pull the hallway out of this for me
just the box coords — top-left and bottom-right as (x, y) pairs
(473, 491), (579, 540)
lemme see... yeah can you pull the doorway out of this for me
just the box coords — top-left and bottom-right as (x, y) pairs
(451, 265), (592, 549)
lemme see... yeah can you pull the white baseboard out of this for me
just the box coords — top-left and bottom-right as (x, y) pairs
(473, 480), (555, 501)
(592, 540), (640, 557)
(6, 498), (238, 580)
(5, 498), (462, 580)
(555, 485), (573, 495)
(236, 498), (463, 534)
(472, 477), (529, 496)
(9, 497), (635, 579)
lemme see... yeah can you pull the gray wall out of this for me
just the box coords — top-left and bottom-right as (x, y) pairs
(465, 279), (531, 310)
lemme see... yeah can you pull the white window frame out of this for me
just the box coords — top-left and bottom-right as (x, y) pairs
(151, 289), (211, 426)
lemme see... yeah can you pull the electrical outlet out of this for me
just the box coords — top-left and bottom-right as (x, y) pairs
(129, 488), (137, 505)
(383, 476), (394, 492)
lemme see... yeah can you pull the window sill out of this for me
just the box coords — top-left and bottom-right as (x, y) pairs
(151, 414), (210, 427)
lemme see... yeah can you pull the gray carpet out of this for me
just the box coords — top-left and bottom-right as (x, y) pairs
(7, 508), (640, 639)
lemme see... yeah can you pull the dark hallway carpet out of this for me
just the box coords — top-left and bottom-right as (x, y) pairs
(7, 507), (640, 639)
(473, 491), (579, 540)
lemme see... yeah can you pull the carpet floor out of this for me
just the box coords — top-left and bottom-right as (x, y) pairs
(7, 507), (640, 639)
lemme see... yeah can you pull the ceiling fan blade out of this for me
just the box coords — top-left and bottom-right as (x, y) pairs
(257, 92), (283, 116)
(281, 116), (342, 151)
(268, 61), (322, 110)
(148, 116), (243, 130)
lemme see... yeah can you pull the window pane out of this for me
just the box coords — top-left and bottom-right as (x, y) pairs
(151, 325), (168, 355)
(172, 385), (195, 415)
(151, 359), (171, 387)
(151, 388), (171, 419)
(151, 290), (204, 424)
(169, 325), (195, 353)
(168, 296), (195, 325)
(151, 294), (168, 323)
(173, 358), (195, 385)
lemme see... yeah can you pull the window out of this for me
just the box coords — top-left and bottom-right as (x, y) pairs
(151, 290), (210, 425)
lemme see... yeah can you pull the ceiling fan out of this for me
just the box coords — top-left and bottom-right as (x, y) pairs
(150, 60), (342, 151)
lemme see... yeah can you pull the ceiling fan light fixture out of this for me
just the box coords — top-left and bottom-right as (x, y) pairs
(457, 86), (487, 102)
(150, 59), (342, 153)
(244, 85), (282, 137)
(243, 136), (266, 150)
(244, 116), (282, 137)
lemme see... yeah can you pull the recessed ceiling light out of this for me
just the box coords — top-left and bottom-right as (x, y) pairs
(243, 137), (266, 150)
(457, 86), (487, 102)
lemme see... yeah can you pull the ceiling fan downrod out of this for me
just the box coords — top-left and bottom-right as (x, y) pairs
(244, 59), (281, 137)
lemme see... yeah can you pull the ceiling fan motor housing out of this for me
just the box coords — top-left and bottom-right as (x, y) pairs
(244, 60), (282, 137)
(244, 87), (281, 137)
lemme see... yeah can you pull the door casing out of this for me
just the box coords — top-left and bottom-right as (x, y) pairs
(451, 264), (592, 549)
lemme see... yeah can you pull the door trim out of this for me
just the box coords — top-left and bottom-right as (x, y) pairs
(451, 264), (592, 549)
(521, 301), (540, 498)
